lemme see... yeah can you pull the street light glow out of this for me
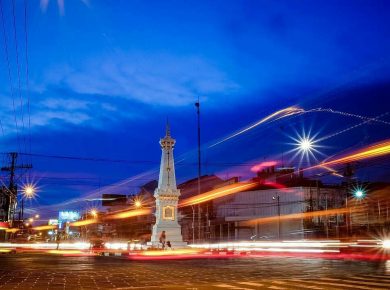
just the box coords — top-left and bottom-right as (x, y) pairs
(299, 138), (313, 152)
(288, 130), (323, 166)
(23, 184), (37, 198)
(383, 240), (390, 249)
(90, 209), (98, 217)
(354, 190), (364, 198)
(351, 185), (366, 199)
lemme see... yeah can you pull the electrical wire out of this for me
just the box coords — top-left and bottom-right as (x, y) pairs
(0, 0), (22, 153)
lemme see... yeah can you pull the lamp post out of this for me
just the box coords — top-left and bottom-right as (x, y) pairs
(273, 195), (281, 240)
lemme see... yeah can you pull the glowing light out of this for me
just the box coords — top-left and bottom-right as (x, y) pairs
(179, 182), (258, 207)
(250, 161), (278, 172)
(23, 184), (37, 198)
(383, 240), (390, 249)
(354, 190), (364, 198)
(106, 208), (152, 220)
(0, 242), (90, 250)
(28, 218), (34, 223)
(140, 249), (202, 256)
(288, 130), (322, 165)
(134, 200), (142, 208)
(32, 225), (57, 231)
(309, 139), (390, 170)
(70, 218), (98, 227)
(90, 209), (98, 217)
(300, 138), (313, 151)
(209, 106), (304, 148)
(243, 208), (353, 226)
(35, 214), (40, 219)
(5, 228), (19, 233)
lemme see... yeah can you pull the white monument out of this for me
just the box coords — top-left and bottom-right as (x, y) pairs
(150, 124), (187, 248)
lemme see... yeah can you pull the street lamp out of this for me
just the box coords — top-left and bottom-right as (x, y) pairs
(90, 209), (98, 218)
(134, 200), (142, 208)
(354, 189), (365, 199)
(24, 185), (36, 198)
(299, 138), (314, 152)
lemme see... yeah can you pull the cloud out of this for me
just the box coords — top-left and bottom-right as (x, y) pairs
(40, 53), (239, 106)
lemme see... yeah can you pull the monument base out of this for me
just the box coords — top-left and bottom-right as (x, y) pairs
(149, 222), (188, 248)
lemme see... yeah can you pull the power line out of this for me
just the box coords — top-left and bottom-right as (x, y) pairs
(11, 0), (28, 156)
(0, 0), (22, 153)
(23, 0), (32, 163)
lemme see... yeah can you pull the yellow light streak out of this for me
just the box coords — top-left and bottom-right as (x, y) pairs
(32, 225), (57, 231)
(311, 139), (390, 170)
(243, 208), (353, 226)
(70, 219), (98, 227)
(106, 208), (152, 220)
(179, 182), (258, 207)
(141, 249), (201, 256)
(5, 228), (20, 233)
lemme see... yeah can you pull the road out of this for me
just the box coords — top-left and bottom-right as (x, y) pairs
(0, 253), (389, 289)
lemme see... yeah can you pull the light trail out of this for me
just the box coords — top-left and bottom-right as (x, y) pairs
(105, 208), (152, 220)
(242, 208), (353, 226)
(32, 225), (57, 231)
(0, 242), (90, 250)
(306, 108), (390, 126)
(309, 139), (390, 170)
(70, 219), (98, 227)
(317, 112), (389, 142)
(209, 106), (305, 148)
(250, 161), (278, 172)
(179, 182), (258, 207)
(5, 228), (20, 233)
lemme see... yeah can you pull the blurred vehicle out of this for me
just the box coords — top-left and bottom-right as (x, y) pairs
(90, 239), (105, 253)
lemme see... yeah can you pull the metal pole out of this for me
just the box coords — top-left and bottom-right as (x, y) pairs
(195, 99), (201, 242)
(191, 205), (195, 244)
(277, 196), (281, 240)
(21, 197), (24, 221)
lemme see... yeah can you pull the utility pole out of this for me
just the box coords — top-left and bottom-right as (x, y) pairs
(1, 152), (32, 227)
(195, 99), (201, 243)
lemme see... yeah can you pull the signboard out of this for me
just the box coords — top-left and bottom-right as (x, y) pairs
(48, 219), (59, 226)
(102, 194), (127, 206)
(58, 211), (80, 222)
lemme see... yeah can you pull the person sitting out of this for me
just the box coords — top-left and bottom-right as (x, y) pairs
(159, 230), (166, 249)
(166, 241), (172, 250)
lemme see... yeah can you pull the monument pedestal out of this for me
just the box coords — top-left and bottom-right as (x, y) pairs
(150, 222), (187, 248)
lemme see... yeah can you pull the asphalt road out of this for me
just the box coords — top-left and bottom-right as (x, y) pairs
(1, 254), (389, 289)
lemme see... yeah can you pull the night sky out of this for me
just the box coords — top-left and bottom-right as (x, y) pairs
(0, 0), (389, 217)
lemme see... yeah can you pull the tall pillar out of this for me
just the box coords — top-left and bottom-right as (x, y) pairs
(150, 123), (187, 248)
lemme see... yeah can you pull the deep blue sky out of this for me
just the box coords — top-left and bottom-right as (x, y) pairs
(0, 0), (389, 216)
